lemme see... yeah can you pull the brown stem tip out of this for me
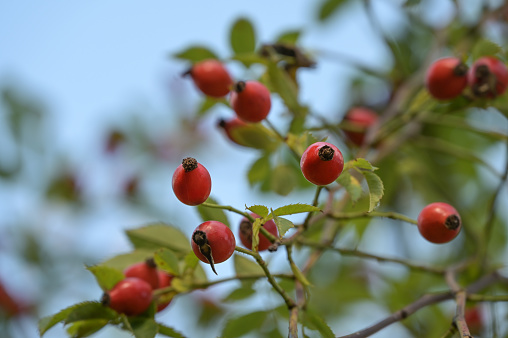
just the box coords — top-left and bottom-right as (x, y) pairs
(233, 81), (246, 93)
(192, 230), (208, 246)
(145, 257), (157, 268)
(318, 145), (335, 161)
(100, 293), (110, 306)
(182, 157), (198, 172)
(453, 63), (468, 77)
(445, 215), (461, 230)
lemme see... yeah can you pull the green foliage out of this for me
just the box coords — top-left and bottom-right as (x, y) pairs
(197, 197), (230, 226)
(317, 0), (349, 22)
(230, 18), (256, 55)
(173, 46), (218, 63)
(126, 223), (190, 255)
(471, 39), (504, 61)
(85, 266), (124, 292)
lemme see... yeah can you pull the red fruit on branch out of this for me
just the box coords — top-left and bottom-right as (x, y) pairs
(230, 81), (271, 123)
(101, 278), (152, 316)
(172, 157), (212, 206)
(417, 202), (461, 244)
(300, 142), (344, 186)
(188, 59), (233, 98)
(468, 56), (508, 98)
(191, 221), (236, 275)
(239, 213), (278, 251)
(342, 107), (378, 146)
(218, 117), (249, 146)
(464, 306), (483, 335)
(425, 57), (468, 100)
(124, 258), (159, 290)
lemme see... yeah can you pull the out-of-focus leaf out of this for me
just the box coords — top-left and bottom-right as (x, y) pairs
(229, 123), (280, 150)
(471, 39), (503, 61)
(221, 311), (269, 338)
(271, 164), (297, 196)
(86, 266), (124, 291)
(222, 286), (257, 302)
(154, 248), (180, 276)
(337, 170), (363, 203)
(230, 18), (256, 55)
(197, 197), (230, 227)
(251, 218), (263, 252)
(276, 30), (302, 45)
(317, 0), (349, 21)
(101, 249), (156, 271)
(234, 254), (264, 277)
(362, 171), (384, 212)
(301, 310), (335, 338)
(64, 302), (117, 324)
(197, 97), (226, 116)
(266, 62), (307, 120)
(126, 223), (190, 255)
(248, 154), (271, 186)
(173, 46), (218, 62)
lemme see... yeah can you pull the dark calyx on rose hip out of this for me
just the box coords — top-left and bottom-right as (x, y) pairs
(192, 230), (217, 275)
(444, 214), (461, 230)
(318, 145), (334, 161)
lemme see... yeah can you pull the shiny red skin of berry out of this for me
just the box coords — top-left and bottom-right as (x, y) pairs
(239, 213), (278, 251)
(190, 59), (233, 98)
(124, 261), (159, 290)
(230, 81), (271, 123)
(106, 278), (152, 316)
(343, 107), (378, 146)
(425, 57), (468, 100)
(300, 142), (344, 186)
(172, 159), (211, 206)
(468, 56), (508, 98)
(417, 202), (461, 244)
(155, 271), (174, 312)
(191, 221), (236, 264)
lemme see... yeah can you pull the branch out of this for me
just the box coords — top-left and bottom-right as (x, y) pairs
(336, 271), (504, 338)
(445, 270), (471, 338)
(327, 210), (418, 225)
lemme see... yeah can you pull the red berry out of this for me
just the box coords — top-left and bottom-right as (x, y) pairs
(417, 202), (461, 244)
(464, 306), (483, 335)
(124, 258), (159, 290)
(468, 56), (508, 98)
(172, 157), (211, 206)
(189, 59), (233, 98)
(239, 213), (278, 251)
(425, 57), (468, 100)
(191, 221), (236, 275)
(230, 81), (271, 123)
(300, 142), (344, 186)
(342, 107), (378, 146)
(102, 278), (152, 316)
(155, 271), (174, 312)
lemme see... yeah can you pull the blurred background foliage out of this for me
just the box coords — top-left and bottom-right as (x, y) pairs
(1, 0), (508, 337)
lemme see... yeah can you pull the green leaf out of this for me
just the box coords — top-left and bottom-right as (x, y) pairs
(301, 311), (335, 338)
(65, 302), (117, 324)
(336, 171), (363, 203)
(39, 302), (105, 337)
(248, 154), (272, 186)
(350, 158), (378, 171)
(271, 164), (297, 196)
(229, 123), (280, 150)
(472, 39), (503, 61)
(154, 248), (180, 276)
(221, 311), (268, 338)
(197, 197), (230, 227)
(173, 46), (218, 63)
(66, 319), (109, 338)
(247, 205), (269, 218)
(86, 265), (124, 291)
(276, 30), (302, 45)
(290, 262), (311, 286)
(126, 223), (190, 255)
(234, 254), (264, 277)
(230, 18), (256, 55)
(272, 203), (321, 217)
(157, 323), (187, 338)
(286, 131), (319, 157)
(318, 0), (349, 21)
(126, 317), (158, 338)
(271, 215), (295, 237)
(222, 286), (257, 302)
(362, 171), (384, 212)
(101, 249), (158, 271)
(197, 97), (226, 116)
(231, 52), (267, 65)
(266, 62), (306, 119)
